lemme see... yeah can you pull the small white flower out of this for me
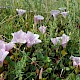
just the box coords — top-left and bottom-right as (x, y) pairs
(61, 11), (69, 18)
(5, 42), (15, 51)
(51, 10), (60, 19)
(0, 49), (9, 67)
(34, 15), (44, 24)
(34, 15), (44, 20)
(70, 56), (80, 67)
(11, 30), (27, 43)
(0, 40), (5, 50)
(51, 37), (62, 46)
(39, 26), (46, 34)
(26, 31), (42, 47)
(51, 34), (69, 48)
(61, 34), (69, 48)
(0, 40), (15, 51)
(16, 9), (26, 16)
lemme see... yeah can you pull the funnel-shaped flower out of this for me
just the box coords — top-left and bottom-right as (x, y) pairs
(11, 30), (27, 43)
(34, 15), (44, 25)
(16, 9), (26, 16)
(0, 40), (15, 51)
(70, 56), (80, 67)
(61, 34), (69, 48)
(0, 49), (9, 67)
(0, 40), (5, 50)
(51, 37), (62, 46)
(51, 10), (60, 19)
(61, 11), (69, 18)
(39, 26), (46, 34)
(5, 42), (15, 51)
(51, 34), (69, 47)
(26, 31), (42, 47)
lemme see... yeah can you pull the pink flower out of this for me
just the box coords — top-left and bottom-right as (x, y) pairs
(34, 15), (44, 25)
(11, 30), (27, 43)
(61, 34), (69, 48)
(16, 9), (26, 16)
(39, 26), (46, 34)
(51, 34), (69, 48)
(26, 31), (42, 47)
(70, 56), (80, 67)
(51, 37), (62, 46)
(61, 11), (69, 18)
(0, 49), (9, 67)
(0, 40), (15, 51)
(0, 40), (5, 50)
(51, 10), (60, 19)
(5, 42), (15, 51)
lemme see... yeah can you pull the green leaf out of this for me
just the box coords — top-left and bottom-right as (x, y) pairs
(37, 53), (44, 60)
(66, 73), (75, 80)
(76, 75), (80, 80)
(46, 68), (52, 73)
(75, 67), (80, 74)
(56, 77), (62, 80)
(61, 50), (68, 56)
(44, 56), (51, 63)
(32, 57), (36, 61)
(5, 56), (15, 67)
(65, 67), (70, 71)
(39, 78), (47, 80)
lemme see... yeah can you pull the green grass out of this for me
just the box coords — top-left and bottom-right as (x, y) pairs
(0, 0), (80, 80)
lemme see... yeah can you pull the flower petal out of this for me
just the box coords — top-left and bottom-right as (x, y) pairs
(5, 42), (15, 51)
(61, 34), (69, 48)
(0, 40), (5, 50)
(16, 9), (26, 16)
(51, 37), (62, 45)
(61, 11), (69, 18)
(26, 31), (41, 47)
(0, 49), (9, 67)
(39, 26), (46, 34)
(51, 10), (60, 18)
(11, 30), (27, 43)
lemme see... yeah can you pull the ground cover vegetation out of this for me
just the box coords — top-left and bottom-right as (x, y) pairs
(0, 0), (80, 80)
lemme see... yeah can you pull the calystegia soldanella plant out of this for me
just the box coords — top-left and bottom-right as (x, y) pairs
(0, 0), (80, 80)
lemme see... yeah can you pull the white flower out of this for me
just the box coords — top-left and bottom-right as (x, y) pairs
(16, 9), (26, 16)
(11, 30), (27, 43)
(51, 34), (69, 48)
(0, 40), (5, 50)
(26, 31), (42, 47)
(61, 34), (69, 48)
(39, 26), (46, 34)
(0, 40), (15, 51)
(70, 56), (80, 67)
(61, 11), (69, 18)
(51, 10), (60, 19)
(34, 15), (44, 20)
(34, 15), (44, 24)
(0, 49), (9, 67)
(51, 37), (62, 46)
(5, 42), (15, 51)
